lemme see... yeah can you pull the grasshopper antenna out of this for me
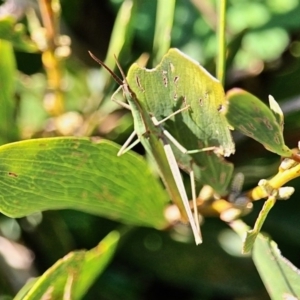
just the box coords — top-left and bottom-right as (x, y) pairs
(114, 54), (127, 82)
(88, 51), (123, 86)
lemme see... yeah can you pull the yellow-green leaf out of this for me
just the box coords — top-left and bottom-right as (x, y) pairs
(0, 138), (168, 228)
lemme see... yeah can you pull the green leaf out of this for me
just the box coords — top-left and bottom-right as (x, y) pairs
(0, 138), (168, 228)
(252, 233), (300, 300)
(15, 231), (120, 300)
(0, 39), (19, 144)
(226, 88), (292, 157)
(104, 0), (136, 70)
(152, 0), (176, 65)
(230, 220), (300, 300)
(127, 48), (234, 194)
(14, 279), (38, 300)
(0, 17), (38, 52)
(268, 95), (284, 130)
(243, 195), (276, 253)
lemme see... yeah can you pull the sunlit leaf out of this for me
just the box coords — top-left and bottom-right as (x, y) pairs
(226, 88), (292, 157)
(0, 138), (168, 228)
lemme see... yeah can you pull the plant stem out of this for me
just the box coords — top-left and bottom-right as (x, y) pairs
(38, 0), (64, 116)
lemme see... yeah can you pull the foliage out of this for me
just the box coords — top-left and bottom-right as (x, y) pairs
(0, 0), (300, 299)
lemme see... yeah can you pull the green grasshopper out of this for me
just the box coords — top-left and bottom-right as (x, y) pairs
(126, 49), (235, 199)
(89, 51), (202, 244)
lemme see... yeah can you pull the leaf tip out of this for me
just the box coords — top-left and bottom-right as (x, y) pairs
(268, 95), (284, 125)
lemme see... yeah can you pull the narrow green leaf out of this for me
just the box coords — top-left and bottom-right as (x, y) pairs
(0, 39), (19, 145)
(14, 279), (38, 300)
(16, 231), (120, 300)
(0, 138), (168, 228)
(104, 0), (136, 70)
(226, 88), (292, 157)
(152, 0), (175, 65)
(0, 17), (38, 52)
(95, 0), (137, 109)
(127, 48), (234, 194)
(243, 195), (276, 253)
(252, 234), (300, 300)
(74, 231), (120, 299)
